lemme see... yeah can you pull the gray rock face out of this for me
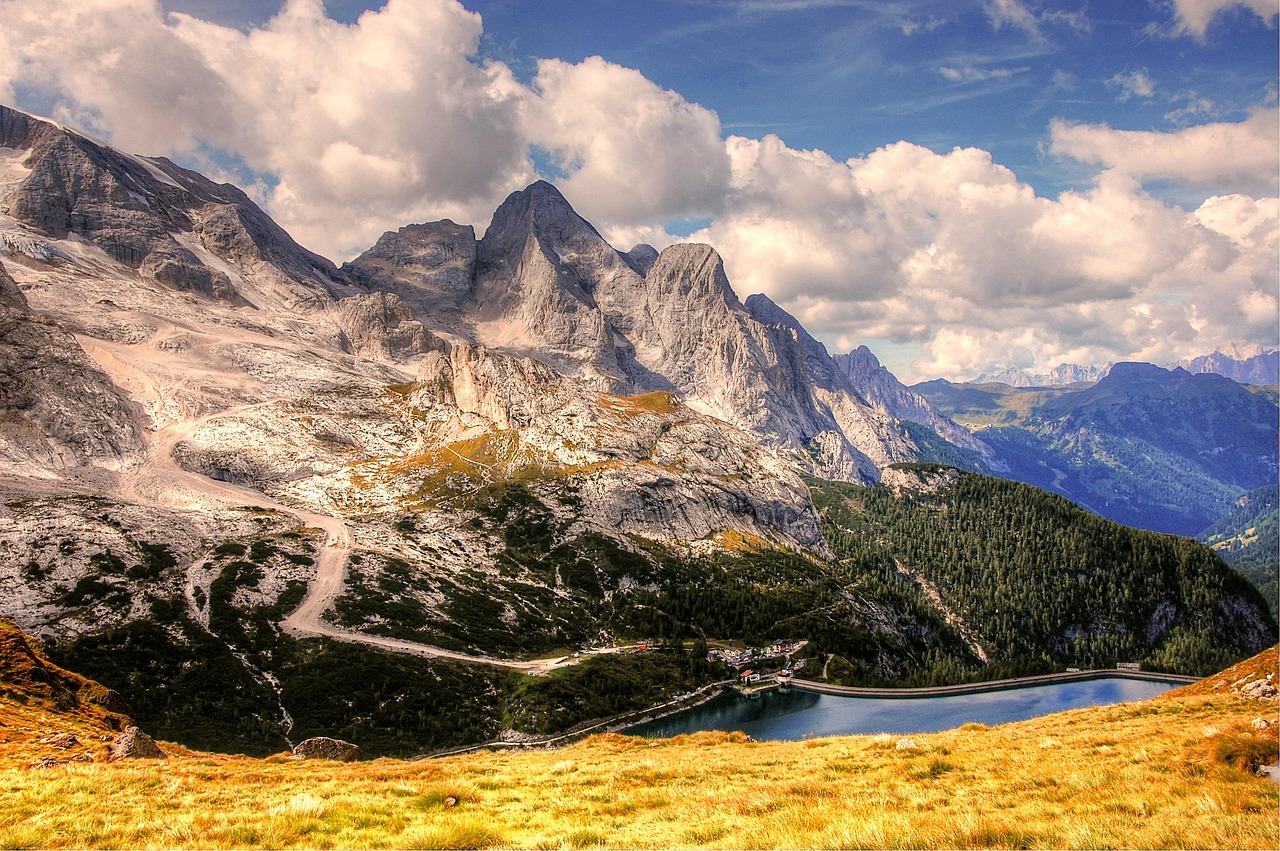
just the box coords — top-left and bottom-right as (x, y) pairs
(0, 105), (347, 310)
(336, 292), (443, 360)
(834, 344), (995, 465)
(293, 736), (360, 762)
(623, 243), (659, 276)
(409, 338), (827, 551)
(354, 181), (972, 484)
(344, 220), (477, 328)
(0, 261), (143, 474)
(110, 725), (166, 759)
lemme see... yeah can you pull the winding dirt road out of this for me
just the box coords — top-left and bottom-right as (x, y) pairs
(118, 407), (573, 673)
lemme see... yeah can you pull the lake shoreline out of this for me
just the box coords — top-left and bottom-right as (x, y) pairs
(622, 674), (1186, 742)
(791, 668), (1199, 699)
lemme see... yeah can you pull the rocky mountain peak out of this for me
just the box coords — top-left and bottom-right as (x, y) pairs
(0, 104), (347, 310)
(345, 219), (477, 322)
(742, 292), (794, 328)
(479, 180), (609, 272)
(645, 242), (742, 310)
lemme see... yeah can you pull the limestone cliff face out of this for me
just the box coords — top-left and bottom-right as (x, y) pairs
(0, 261), (143, 474)
(335, 292), (442, 361)
(350, 181), (985, 483)
(343, 220), (477, 331)
(406, 339), (827, 551)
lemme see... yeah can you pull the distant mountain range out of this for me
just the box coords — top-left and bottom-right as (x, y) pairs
(967, 345), (1278, 388)
(1174, 345), (1280, 386)
(970, 363), (1111, 387)
(917, 363), (1280, 536)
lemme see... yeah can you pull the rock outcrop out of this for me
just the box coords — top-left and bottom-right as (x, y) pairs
(110, 725), (166, 759)
(403, 339), (828, 551)
(0, 104), (349, 311)
(335, 292), (443, 360)
(0, 261), (144, 474)
(292, 736), (360, 762)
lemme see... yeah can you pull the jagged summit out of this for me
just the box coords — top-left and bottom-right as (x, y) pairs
(346, 179), (987, 481)
(479, 181), (611, 275)
(1173, 346), (1280, 385)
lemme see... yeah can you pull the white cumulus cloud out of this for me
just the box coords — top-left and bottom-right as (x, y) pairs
(1049, 109), (1279, 195)
(521, 56), (732, 229)
(689, 127), (1276, 382)
(1172, 0), (1279, 36)
(1107, 69), (1156, 101)
(0, 0), (1273, 382)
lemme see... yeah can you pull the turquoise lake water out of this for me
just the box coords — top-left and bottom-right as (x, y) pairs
(623, 677), (1175, 740)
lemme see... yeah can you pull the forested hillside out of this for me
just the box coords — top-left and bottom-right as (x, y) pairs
(1199, 484), (1279, 618)
(813, 466), (1276, 677)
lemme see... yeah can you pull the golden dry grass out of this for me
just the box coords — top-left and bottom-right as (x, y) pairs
(1163, 645), (1278, 700)
(604, 392), (683, 416)
(2, 684), (1276, 850)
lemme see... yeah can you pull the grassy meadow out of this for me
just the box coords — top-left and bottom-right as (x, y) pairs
(2, 676), (1277, 849)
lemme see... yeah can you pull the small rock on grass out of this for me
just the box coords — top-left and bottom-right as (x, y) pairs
(109, 726), (166, 760)
(291, 736), (360, 762)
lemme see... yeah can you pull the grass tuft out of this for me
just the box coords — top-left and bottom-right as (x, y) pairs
(399, 818), (501, 850)
(1201, 724), (1279, 773)
(563, 826), (610, 848)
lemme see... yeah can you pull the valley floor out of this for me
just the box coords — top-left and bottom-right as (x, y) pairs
(2, 688), (1276, 849)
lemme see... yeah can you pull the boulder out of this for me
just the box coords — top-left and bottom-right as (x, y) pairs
(1240, 677), (1278, 700)
(39, 733), (78, 750)
(292, 736), (360, 762)
(109, 726), (166, 760)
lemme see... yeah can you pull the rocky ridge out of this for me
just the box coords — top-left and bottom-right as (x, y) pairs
(347, 181), (984, 483)
(1175, 345), (1279, 386)
(0, 106), (860, 661)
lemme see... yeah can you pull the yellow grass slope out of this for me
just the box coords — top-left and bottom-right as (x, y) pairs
(1, 635), (1276, 850)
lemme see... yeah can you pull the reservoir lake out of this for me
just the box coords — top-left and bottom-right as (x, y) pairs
(623, 677), (1176, 741)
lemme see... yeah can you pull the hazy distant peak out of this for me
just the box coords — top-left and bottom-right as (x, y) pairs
(969, 362), (1109, 387)
(1174, 346), (1279, 385)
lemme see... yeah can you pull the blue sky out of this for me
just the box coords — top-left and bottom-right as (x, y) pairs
(2, 0), (1277, 380)
(162, 0), (1277, 200)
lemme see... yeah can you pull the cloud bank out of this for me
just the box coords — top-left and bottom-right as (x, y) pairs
(0, 0), (1275, 382)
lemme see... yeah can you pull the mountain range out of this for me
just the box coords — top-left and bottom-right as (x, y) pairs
(917, 363), (1280, 536)
(965, 344), (1278, 389)
(0, 104), (1274, 755)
